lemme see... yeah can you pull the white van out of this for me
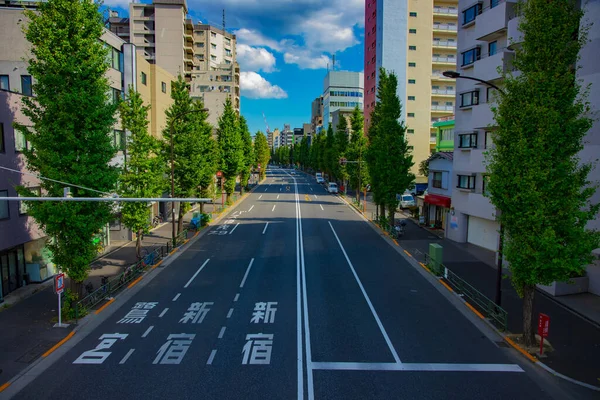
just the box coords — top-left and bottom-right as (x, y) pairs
(399, 194), (415, 209)
(327, 182), (338, 194)
(315, 172), (324, 184)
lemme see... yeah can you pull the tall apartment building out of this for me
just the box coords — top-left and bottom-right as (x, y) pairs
(364, 0), (458, 183)
(322, 71), (364, 131)
(0, 5), (136, 299)
(449, 0), (600, 294)
(269, 128), (280, 149)
(311, 96), (324, 134)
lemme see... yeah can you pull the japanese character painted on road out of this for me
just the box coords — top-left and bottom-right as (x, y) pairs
(250, 302), (278, 324)
(132, 302), (158, 309)
(153, 333), (195, 365)
(73, 333), (128, 364)
(179, 302), (214, 324)
(242, 333), (274, 365)
(117, 302), (158, 323)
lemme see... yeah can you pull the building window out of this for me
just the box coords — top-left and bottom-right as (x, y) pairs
(482, 175), (491, 195)
(211, 43), (217, 49)
(0, 190), (9, 220)
(211, 55), (217, 61)
(409, 29), (417, 34)
(19, 187), (40, 215)
(211, 32), (216, 38)
(161, 82), (167, 93)
(409, 45), (417, 51)
(112, 88), (122, 104)
(457, 175), (475, 190)
(487, 87), (498, 103)
(458, 133), (478, 148)
(407, 129), (415, 134)
(14, 130), (29, 152)
(441, 128), (454, 142)
(489, 41), (498, 56)
(113, 130), (126, 151)
(460, 90), (479, 107)
(462, 3), (482, 25)
(410, 12), (417, 17)
(408, 113), (415, 117)
(196, 42), (205, 48)
(0, 123), (4, 153)
(491, 0), (500, 8)
(21, 75), (32, 96)
(408, 62), (416, 67)
(433, 172), (443, 188)
(461, 47), (481, 66)
(408, 96), (415, 101)
(0, 75), (9, 91)
(408, 79), (416, 84)
(225, 60), (231, 64)
(141, 72), (147, 85)
(484, 131), (493, 148)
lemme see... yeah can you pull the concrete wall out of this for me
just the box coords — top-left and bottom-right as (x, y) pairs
(154, 4), (185, 78)
(323, 71), (364, 130)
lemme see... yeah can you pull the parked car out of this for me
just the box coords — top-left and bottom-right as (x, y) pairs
(316, 177), (325, 184)
(327, 182), (339, 194)
(398, 194), (415, 209)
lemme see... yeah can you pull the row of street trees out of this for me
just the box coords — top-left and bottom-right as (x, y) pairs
(14, 0), (270, 290)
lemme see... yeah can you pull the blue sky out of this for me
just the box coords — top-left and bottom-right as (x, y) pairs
(103, 0), (365, 135)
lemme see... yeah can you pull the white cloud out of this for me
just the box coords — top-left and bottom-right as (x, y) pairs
(236, 44), (277, 73)
(283, 50), (330, 70)
(240, 72), (287, 99)
(234, 29), (283, 52)
(101, 0), (131, 8)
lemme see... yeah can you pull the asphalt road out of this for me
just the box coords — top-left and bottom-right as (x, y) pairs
(6, 168), (591, 400)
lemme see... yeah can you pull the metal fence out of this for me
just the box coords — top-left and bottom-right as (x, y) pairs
(75, 229), (188, 322)
(415, 250), (508, 331)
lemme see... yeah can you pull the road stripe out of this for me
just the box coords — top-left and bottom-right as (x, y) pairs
(119, 349), (135, 364)
(142, 326), (154, 338)
(159, 308), (169, 318)
(127, 275), (144, 289)
(272, 204), (276, 212)
(262, 222), (269, 234)
(207, 349), (217, 365)
(184, 259), (210, 288)
(240, 258), (254, 288)
(227, 308), (234, 318)
(42, 331), (75, 358)
(248, 205), (254, 212)
(277, 194), (280, 199)
(294, 176), (305, 400)
(311, 362), (524, 372)
(404, 250), (412, 257)
(505, 336), (538, 363)
(218, 326), (226, 339)
(319, 204), (324, 211)
(258, 195), (263, 199)
(95, 298), (115, 314)
(229, 223), (240, 234)
(265, 188), (268, 192)
(0, 382), (10, 393)
(172, 293), (181, 301)
(439, 279), (454, 292)
(328, 221), (402, 364)
(314, 194), (318, 199)
(465, 302), (485, 319)
(234, 293), (240, 302)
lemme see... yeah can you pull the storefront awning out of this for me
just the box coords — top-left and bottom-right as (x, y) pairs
(424, 193), (451, 208)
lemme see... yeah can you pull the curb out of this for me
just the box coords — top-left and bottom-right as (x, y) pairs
(335, 192), (600, 392)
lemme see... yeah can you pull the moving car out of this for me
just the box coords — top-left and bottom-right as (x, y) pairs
(315, 172), (325, 184)
(327, 182), (338, 194)
(398, 194), (415, 209)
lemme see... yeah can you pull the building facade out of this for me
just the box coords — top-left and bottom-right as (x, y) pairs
(364, 0), (458, 183)
(331, 109), (353, 137)
(311, 96), (324, 134)
(449, 0), (600, 294)
(433, 117), (454, 152)
(322, 71), (363, 131)
(424, 152), (454, 234)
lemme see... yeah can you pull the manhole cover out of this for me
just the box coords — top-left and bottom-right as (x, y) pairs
(16, 341), (55, 364)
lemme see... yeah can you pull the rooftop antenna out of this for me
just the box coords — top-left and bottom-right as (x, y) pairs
(332, 54), (336, 71)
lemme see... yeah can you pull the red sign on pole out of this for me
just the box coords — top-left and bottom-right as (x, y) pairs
(216, 171), (223, 178)
(538, 313), (550, 355)
(55, 273), (65, 295)
(257, 163), (261, 168)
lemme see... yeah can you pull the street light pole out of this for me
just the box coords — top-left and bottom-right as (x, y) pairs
(443, 70), (506, 306)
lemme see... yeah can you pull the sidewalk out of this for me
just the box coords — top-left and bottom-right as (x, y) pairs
(0, 206), (207, 386)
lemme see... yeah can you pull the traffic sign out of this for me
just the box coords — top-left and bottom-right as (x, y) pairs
(55, 273), (65, 294)
(538, 313), (550, 355)
(257, 163), (261, 168)
(216, 171), (223, 178)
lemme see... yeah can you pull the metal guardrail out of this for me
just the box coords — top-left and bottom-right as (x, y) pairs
(415, 250), (508, 331)
(75, 229), (188, 322)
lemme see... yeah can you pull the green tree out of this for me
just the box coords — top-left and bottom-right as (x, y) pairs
(418, 158), (430, 177)
(217, 98), (243, 201)
(15, 0), (119, 289)
(486, 0), (599, 346)
(325, 124), (336, 180)
(118, 87), (165, 258)
(191, 101), (218, 214)
(335, 116), (350, 190)
(253, 131), (270, 180)
(298, 136), (310, 169)
(238, 116), (254, 194)
(347, 105), (369, 203)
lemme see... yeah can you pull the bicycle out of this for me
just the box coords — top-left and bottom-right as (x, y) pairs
(152, 214), (164, 227)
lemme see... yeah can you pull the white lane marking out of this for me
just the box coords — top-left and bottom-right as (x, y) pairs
(248, 205), (255, 212)
(258, 195), (263, 200)
(119, 349), (135, 364)
(141, 326), (154, 338)
(319, 204), (324, 211)
(310, 187), (313, 191)
(159, 308), (168, 318)
(328, 221), (402, 364)
(227, 308), (234, 318)
(311, 362), (524, 372)
(272, 204), (276, 212)
(229, 223), (240, 234)
(314, 194), (318, 199)
(262, 222), (269, 234)
(265, 188), (268, 192)
(234, 293), (240, 302)
(184, 259), (210, 288)
(293, 176), (304, 400)
(218, 326), (226, 339)
(207, 349), (217, 365)
(172, 293), (181, 302)
(277, 194), (280, 199)
(240, 258), (254, 288)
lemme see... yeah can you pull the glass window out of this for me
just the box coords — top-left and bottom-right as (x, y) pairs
(21, 75), (32, 96)
(197, 42), (205, 48)
(408, 96), (415, 101)
(462, 3), (482, 25)
(211, 43), (217, 49)
(482, 175), (491, 195)
(112, 88), (122, 104)
(409, 45), (417, 50)
(408, 62), (416, 67)
(0, 123), (4, 153)
(457, 175), (475, 189)
(407, 129), (415, 134)
(0, 190), (9, 220)
(408, 79), (416, 84)
(489, 41), (497, 56)
(211, 32), (216, 38)
(485, 131), (493, 148)
(0, 75), (9, 91)
(14, 130), (29, 152)
(433, 172), (443, 188)
(141, 72), (147, 85)
(441, 128), (454, 142)
(408, 113), (415, 117)
(460, 90), (480, 107)
(161, 82), (167, 93)
(410, 12), (417, 17)
(491, 0), (500, 8)
(461, 47), (481, 66)
(409, 29), (417, 34)
(458, 133), (478, 148)
(113, 130), (126, 151)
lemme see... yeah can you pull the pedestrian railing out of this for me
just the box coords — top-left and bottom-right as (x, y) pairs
(74, 230), (189, 323)
(414, 250), (508, 331)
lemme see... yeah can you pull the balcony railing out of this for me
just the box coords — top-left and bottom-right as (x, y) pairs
(432, 40), (457, 48)
(432, 56), (456, 63)
(430, 136), (438, 144)
(433, 7), (459, 15)
(431, 89), (456, 95)
(431, 105), (454, 111)
(432, 23), (458, 31)
(431, 73), (454, 80)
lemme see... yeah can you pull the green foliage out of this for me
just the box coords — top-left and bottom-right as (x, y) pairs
(334, 116), (350, 182)
(347, 105), (369, 194)
(253, 131), (270, 180)
(238, 116), (254, 191)
(418, 158), (429, 177)
(15, 0), (118, 283)
(118, 87), (164, 254)
(62, 289), (81, 321)
(217, 97), (243, 196)
(297, 136), (310, 169)
(325, 124), (336, 179)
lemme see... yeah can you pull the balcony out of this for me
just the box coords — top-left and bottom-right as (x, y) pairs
(433, 7), (458, 17)
(431, 105), (454, 112)
(475, 0), (516, 41)
(431, 73), (455, 81)
(431, 89), (456, 96)
(430, 135), (438, 144)
(433, 23), (458, 32)
(473, 49), (514, 83)
(432, 56), (457, 65)
(432, 40), (457, 49)
(507, 15), (523, 49)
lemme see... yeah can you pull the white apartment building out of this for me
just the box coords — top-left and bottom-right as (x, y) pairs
(323, 71), (364, 131)
(449, 0), (600, 294)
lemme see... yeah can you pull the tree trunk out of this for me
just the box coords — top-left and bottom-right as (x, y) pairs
(356, 186), (360, 203)
(388, 204), (395, 228)
(379, 203), (385, 221)
(522, 284), (536, 346)
(177, 204), (184, 234)
(136, 228), (143, 259)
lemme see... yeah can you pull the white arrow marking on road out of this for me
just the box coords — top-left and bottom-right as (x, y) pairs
(218, 326), (226, 339)
(142, 326), (154, 338)
(272, 205), (276, 212)
(262, 222), (269, 234)
(248, 205), (255, 212)
(229, 223), (240, 234)
(172, 293), (181, 301)
(320, 204), (324, 211)
(240, 258), (254, 288)
(119, 349), (135, 364)
(207, 349), (217, 365)
(184, 259), (210, 288)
